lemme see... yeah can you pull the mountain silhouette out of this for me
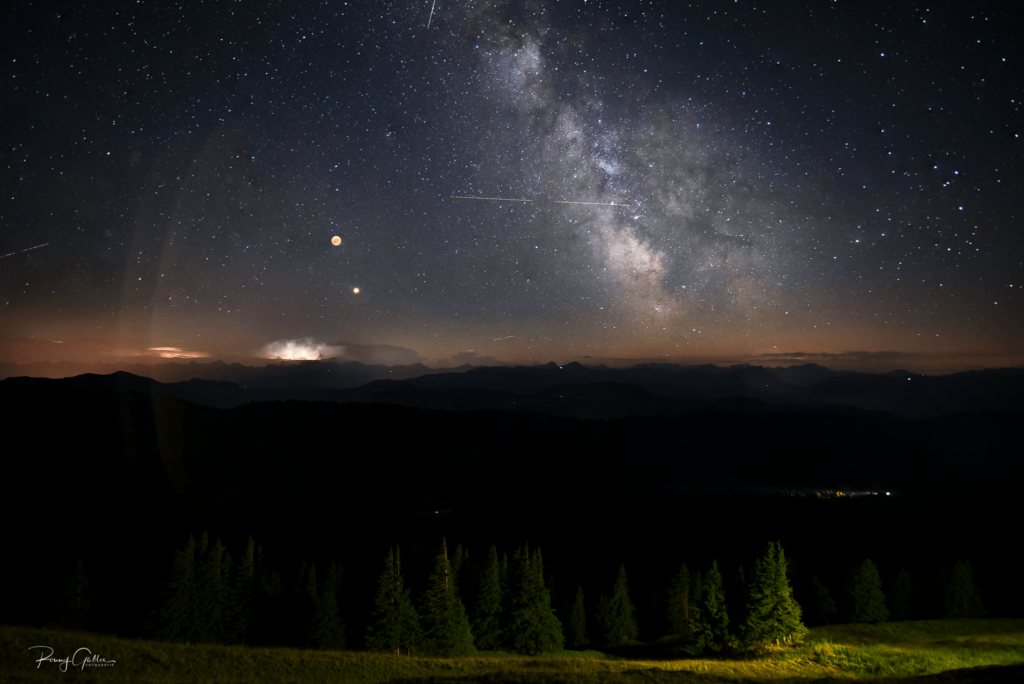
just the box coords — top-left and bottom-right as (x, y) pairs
(2, 362), (1022, 419)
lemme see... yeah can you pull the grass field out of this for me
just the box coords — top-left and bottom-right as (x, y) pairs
(3, 620), (1023, 683)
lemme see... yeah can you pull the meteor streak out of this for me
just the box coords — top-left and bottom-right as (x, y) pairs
(450, 196), (632, 207)
(451, 195), (532, 202)
(0, 242), (49, 260)
(426, 0), (436, 28)
(554, 200), (633, 207)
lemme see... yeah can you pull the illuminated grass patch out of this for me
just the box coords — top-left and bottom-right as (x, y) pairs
(2, 620), (1023, 683)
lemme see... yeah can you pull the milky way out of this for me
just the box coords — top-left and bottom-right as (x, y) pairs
(2, 0), (1021, 371)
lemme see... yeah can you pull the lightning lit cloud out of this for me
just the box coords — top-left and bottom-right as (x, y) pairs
(262, 339), (341, 361)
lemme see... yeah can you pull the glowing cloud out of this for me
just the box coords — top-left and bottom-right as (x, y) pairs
(147, 347), (211, 359)
(262, 338), (341, 360)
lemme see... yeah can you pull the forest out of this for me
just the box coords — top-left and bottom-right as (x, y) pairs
(53, 531), (987, 658)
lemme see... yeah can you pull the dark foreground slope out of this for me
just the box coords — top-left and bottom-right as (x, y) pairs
(3, 377), (1022, 635)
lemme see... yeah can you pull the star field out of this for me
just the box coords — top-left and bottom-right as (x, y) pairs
(2, 0), (1021, 371)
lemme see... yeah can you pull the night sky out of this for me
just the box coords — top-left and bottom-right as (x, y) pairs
(3, 0), (1022, 373)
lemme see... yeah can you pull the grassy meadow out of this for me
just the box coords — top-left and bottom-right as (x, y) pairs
(3, 619), (1023, 684)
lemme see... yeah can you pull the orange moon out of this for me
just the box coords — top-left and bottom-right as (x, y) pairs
(331, 236), (342, 246)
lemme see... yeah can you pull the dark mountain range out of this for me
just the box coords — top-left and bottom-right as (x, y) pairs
(3, 361), (1022, 419)
(0, 358), (464, 389)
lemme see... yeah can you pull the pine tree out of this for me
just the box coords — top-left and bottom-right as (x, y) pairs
(773, 544), (805, 642)
(156, 535), (197, 642)
(694, 560), (729, 652)
(742, 543), (805, 646)
(568, 586), (588, 649)
(55, 558), (91, 631)
(604, 564), (638, 644)
(499, 553), (509, 598)
(850, 560), (889, 623)
(890, 569), (913, 622)
(742, 544), (776, 646)
(811, 574), (838, 625)
(666, 563), (693, 635)
(249, 543), (268, 643)
(227, 536), (256, 644)
(197, 531), (209, 560)
(421, 538), (475, 656)
(498, 552), (513, 645)
(452, 545), (478, 617)
(218, 544), (234, 640)
(508, 545), (563, 654)
(473, 545), (503, 650)
(692, 571), (704, 608)
(309, 562), (347, 650)
(945, 561), (986, 619)
(532, 549), (564, 653)
(195, 538), (229, 643)
(366, 547), (422, 654)
(286, 562), (319, 647)
(452, 545), (466, 581)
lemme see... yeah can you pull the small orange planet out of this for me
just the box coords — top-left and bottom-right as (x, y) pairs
(331, 236), (342, 246)
(353, 287), (361, 294)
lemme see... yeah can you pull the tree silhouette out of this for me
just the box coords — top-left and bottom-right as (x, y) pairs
(772, 544), (805, 642)
(366, 547), (422, 654)
(309, 562), (347, 650)
(890, 568), (913, 622)
(226, 536), (255, 644)
(508, 545), (563, 654)
(473, 545), (503, 650)
(420, 538), (475, 656)
(568, 586), (588, 649)
(666, 563), (693, 635)
(743, 542), (804, 646)
(811, 573), (838, 625)
(945, 561), (986, 619)
(196, 537), (230, 643)
(694, 560), (729, 652)
(604, 564), (638, 644)
(850, 560), (889, 623)
(155, 535), (197, 642)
